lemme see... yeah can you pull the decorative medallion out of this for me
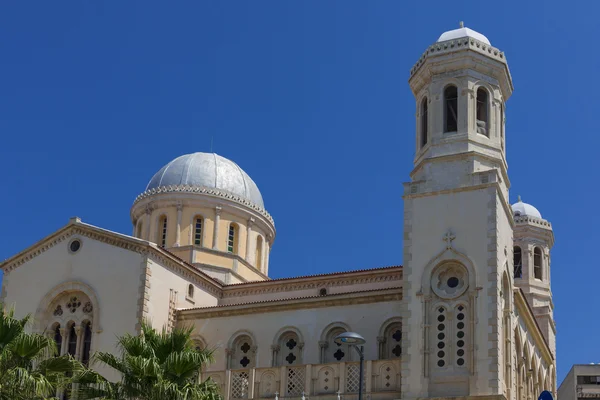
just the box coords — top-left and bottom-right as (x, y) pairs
(431, 262), (468, 299)
(83, 302), (93, 314)
(53, 305), (63, 316)
(67, 296), (82, 313)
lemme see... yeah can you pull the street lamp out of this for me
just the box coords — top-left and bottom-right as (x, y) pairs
(334, 332), (366, 400)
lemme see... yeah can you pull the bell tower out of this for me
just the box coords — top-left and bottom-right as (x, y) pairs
(401, 25), (514, 399)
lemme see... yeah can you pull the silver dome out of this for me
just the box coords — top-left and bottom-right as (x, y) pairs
(146, 152), (264, 208)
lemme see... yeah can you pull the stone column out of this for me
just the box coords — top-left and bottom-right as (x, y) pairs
(319, 341), (328, 363)
(145, 205), (153, 241)
(245, 218), (255, 263)
(174, 202), (183, 247)
(60, 328), (68, 356)
(271, 344), (280, 367)
(212, 206), (222, 250)
(264, 235), (272, 275)
(74, 326), (82, 360)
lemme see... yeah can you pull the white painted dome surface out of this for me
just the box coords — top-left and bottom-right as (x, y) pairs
(511, 199), (542, 219)
(146, 152), (264, 208)
(437, 27), (491, 45)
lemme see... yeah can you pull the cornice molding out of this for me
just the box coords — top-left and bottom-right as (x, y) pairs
(132, 185), (274, 226)
(0, 222), (224, 297)
(178, 288), (402, 319)
(221, 269), (402, 298)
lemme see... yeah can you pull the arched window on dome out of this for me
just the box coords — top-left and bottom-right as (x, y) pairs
(444, 85), (458, 133)
(534, 247), (542, 280)
(256, 235), (263, 271)
(187, 284), (194, 300)
(193, 216), (203, 246)
(476, 87), (489, 136)
(228, 223), (238, 254)
(158, 215), (168, 248)
(514, 246), (523, 279)
(421, 97), (428, 147)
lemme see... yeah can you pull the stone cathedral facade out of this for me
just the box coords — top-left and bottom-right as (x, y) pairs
(1, 26), (556, 400)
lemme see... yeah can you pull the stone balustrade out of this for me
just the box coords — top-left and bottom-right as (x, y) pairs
(202, 359), (401, 400)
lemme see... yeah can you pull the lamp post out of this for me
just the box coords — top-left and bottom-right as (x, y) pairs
(334, 332), (366, 400)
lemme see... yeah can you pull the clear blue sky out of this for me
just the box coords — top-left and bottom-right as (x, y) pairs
(0, 0), (596, 384)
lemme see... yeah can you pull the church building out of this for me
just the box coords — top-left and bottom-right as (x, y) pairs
(1, 25), (557, 400)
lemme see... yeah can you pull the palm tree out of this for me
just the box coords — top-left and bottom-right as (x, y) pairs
(0, 306), (82, 400)
(76, 321), (222, 400)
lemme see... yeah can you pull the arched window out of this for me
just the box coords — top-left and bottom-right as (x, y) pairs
(256, 236), (263, 270)
(136, 221), (143, 239)
(476, 88), (489, 136)
(67, 324), (77, 356)
(276, 331), (302, 366)
(324, 327), (350, 363)
(53, 324), (62, 356)
(421, 97), (428, 147)
(45, 291), (94, 363)
(514, 247), (523, 278)
(227, 224), (238, 254)
(81, 321), (92, 366)
(158, 216), (168, 248)
(230, 335), (255, 369)
(444, 86), (458, 133)
(187, 284), (194, 299)
(434, 306), (447, 368)
(193, 216), (203, 246)
(534, 247), (542, 280)
(380, 322), (402, 359)
(454, 304), (468, 368)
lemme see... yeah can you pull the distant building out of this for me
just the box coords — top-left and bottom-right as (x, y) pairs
(559, 365), (600, 400)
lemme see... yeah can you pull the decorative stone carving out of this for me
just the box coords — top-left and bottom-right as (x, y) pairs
(83, 302), (93, 314)
(442, 230), (455, 249)
(53, 305), (63, 316)
(431, 262), (469, 299)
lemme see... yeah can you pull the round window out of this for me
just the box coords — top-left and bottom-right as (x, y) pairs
(69, 239), (82, 253)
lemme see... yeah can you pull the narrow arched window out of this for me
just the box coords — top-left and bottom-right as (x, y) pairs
(67, 324), (77, 356)
(227, 224), (237, 254)
(158, 216), (168, 247)
(454, 304), (468, 368)
(434, 306), (447, 368)
(256, 236), (263, 270)
(325, 327), (349, 363)
(81, 321), (92, 366)
(444, 86), (458, 133)
(53, 324), (62, 356)
(421, 97), (428, 147)
(383, 322), (402, 359)
(534, 247), (542, 280)
(476, 88), (489, 136)
(276, 331), (301, 366)
(193, 216), (203, 246)
(187, 284), (194, 299)
(514, 247), (522, 279)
